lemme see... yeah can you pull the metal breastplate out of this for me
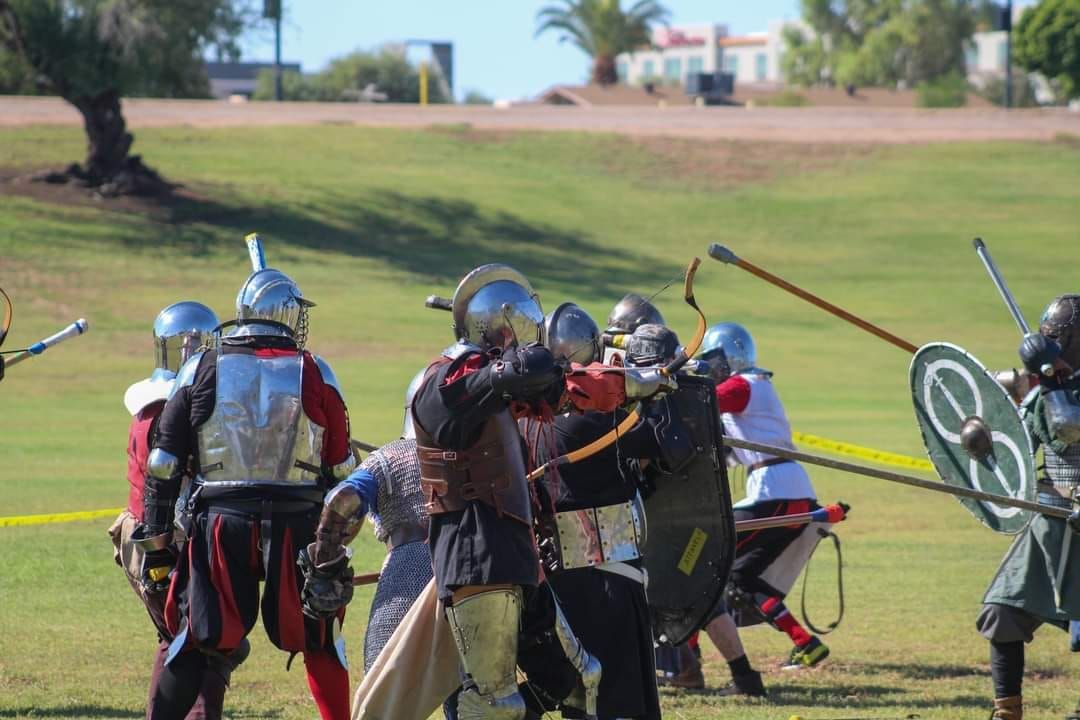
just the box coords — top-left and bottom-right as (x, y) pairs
(368, 438), (428, 543)
(197, 352), (324, 487)
(1043, 443), (1080, 491)
(550, 495), (645, 571)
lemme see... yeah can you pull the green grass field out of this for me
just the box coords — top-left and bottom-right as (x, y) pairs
(1, 123), (1079, 719)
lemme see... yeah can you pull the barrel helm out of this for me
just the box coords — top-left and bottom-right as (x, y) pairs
(450, 264), (544, 352)
(606, 292), (666, 335)
(1040, 294), (1080, 369)
(697, 322), (770, 381)
(546, 302), (601, 365)
(152, 301), (219, 380)
(234, 268), (315, 348)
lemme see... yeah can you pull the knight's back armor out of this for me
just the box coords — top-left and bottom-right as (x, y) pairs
(198, 351), (324, 487)
(363, 438), (428, 543)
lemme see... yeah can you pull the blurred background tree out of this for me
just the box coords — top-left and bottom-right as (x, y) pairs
(534, 0), (669, 86)
(253, 47), (448, 103)
(783, 0), (977, 89)
(1014, 0), (1080, 101)
(0, 0), (255, 195)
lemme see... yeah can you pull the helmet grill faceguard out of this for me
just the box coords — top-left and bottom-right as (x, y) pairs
(1040, 294), (1080, 369)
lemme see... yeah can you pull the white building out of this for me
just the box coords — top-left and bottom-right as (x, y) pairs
(617, 20), (1015, 90)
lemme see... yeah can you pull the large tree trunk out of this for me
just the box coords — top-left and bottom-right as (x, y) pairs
(591, 55), (618, 86)
(61, 88), (168, 196)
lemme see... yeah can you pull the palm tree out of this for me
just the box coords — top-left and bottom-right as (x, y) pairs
(536, 0), (670, 86)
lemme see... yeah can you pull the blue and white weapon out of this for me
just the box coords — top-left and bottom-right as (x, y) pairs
(4, 319), (90, 368)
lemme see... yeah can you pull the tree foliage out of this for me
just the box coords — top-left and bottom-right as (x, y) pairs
(253, 48), (449, 103)
(1014, 0), (1080, 100)
(784, 0), (977, 88)
(535, 0), (669, 85)
(0, 0), (255, 193)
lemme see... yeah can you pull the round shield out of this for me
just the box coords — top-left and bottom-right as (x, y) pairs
(910, 342), (1036, 534)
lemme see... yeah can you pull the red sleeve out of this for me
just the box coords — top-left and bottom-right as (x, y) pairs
(300, 353), (351, 466)
(564, 362), (627, 412)
(444, 353), (486, 385)
(715, 375), (751, 413)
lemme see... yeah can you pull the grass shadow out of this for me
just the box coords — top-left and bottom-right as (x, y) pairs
(0, 173), (681, 298)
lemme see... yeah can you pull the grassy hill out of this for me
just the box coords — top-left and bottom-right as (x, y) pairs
(1, 124), (1078, 719)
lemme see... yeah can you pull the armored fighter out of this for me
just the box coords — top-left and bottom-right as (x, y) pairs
(110, 302), (249, 720)
(527, 306), (669, 720)
(310, 370), (432, 673)
(410, 264), (679, 720)
(135, 263), (357, 720)
(978, 295), (1080, 720)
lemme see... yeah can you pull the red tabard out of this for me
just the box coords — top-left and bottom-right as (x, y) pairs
(125, 400), (165, 520)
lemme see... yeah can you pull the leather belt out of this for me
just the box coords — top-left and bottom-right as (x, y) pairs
(747, 457), (794, 473)
(388, 524), (428, 549)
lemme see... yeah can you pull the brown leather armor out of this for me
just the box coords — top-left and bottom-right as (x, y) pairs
(413, 360), (533, 526)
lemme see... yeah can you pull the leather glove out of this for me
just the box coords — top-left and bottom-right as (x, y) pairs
(1019, 333), (1061, 376)
(623, 367), (677, 401)
(141, 547), (175, 595)
(490, 343), (564, 402)
(298, 543), (354, 619)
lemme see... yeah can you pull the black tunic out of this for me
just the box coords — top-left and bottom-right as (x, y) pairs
(537, 410), (663, 720)
(412, 351), (539, 600)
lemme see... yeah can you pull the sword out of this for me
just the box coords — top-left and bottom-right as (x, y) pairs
(723, 436), (1073, 520)
(708, 244), (919, 354)
(3, 318), (90, 368)
(350, 438), (378, 454)
(972, 238), (1053, 377)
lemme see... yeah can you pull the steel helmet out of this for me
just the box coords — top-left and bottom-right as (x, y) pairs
(234, 268), (315, 347)
(451, 264), (544, 350)
(152, 301), (219, 379)
(698, 322), (765, 380)
(546, 302), (601, 365)
(1040, 294), (1080, 370)
(606, 292), (666, 335)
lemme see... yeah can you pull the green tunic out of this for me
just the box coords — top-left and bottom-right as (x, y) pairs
(982, 383), (1080, 626)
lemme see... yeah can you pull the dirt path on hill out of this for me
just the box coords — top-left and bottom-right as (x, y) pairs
(1, 96), (1078, 143)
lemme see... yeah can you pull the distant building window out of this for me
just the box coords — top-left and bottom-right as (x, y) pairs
(964, 42), (978, 71)
(687, 56), (704, 76)
(617, 61), (628, 82)
(664, 57), (682, 82)
(642, 59), (655, 79)
(755, 52), (767, 81)
(724, 54), (739, 75)
(997, 40), (1008, 71)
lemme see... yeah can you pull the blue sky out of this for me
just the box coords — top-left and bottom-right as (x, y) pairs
(240, 1), (801, 101)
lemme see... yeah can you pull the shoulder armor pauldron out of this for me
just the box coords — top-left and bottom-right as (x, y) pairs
(313, 354), (346, 401)
(169, 351), (205, 398)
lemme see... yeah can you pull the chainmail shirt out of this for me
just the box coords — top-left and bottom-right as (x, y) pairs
(1043, 443), (1080, 491)
(362, 438), (427, 544)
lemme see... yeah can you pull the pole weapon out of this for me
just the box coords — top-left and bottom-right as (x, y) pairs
(723, 436), (1073, 520)
(3, 318), (90, 368)
(708, 244), (918, 354)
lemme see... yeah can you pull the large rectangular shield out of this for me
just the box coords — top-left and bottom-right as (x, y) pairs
(643, 374), (736, 645)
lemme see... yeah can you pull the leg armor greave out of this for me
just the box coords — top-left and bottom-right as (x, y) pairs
(550, 590), (602, 718)
(446, 588), (527, 720)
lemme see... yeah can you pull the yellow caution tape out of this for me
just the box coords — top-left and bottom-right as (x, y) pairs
(793, 431), (934, 472)
(0, 435), (934, 528)
(0, 507), (123, 528)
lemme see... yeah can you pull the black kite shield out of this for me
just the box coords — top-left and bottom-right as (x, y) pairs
(911, 342), (1036, 535)
(642, 374), (735, 645)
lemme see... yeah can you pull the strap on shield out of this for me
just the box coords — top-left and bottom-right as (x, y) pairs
(800, 527), (844, 636)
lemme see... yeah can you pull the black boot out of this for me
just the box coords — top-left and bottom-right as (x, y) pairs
(716, 670), (766, 698)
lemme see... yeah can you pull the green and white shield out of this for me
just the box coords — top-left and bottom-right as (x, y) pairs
(910, 342), (1036, 535)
